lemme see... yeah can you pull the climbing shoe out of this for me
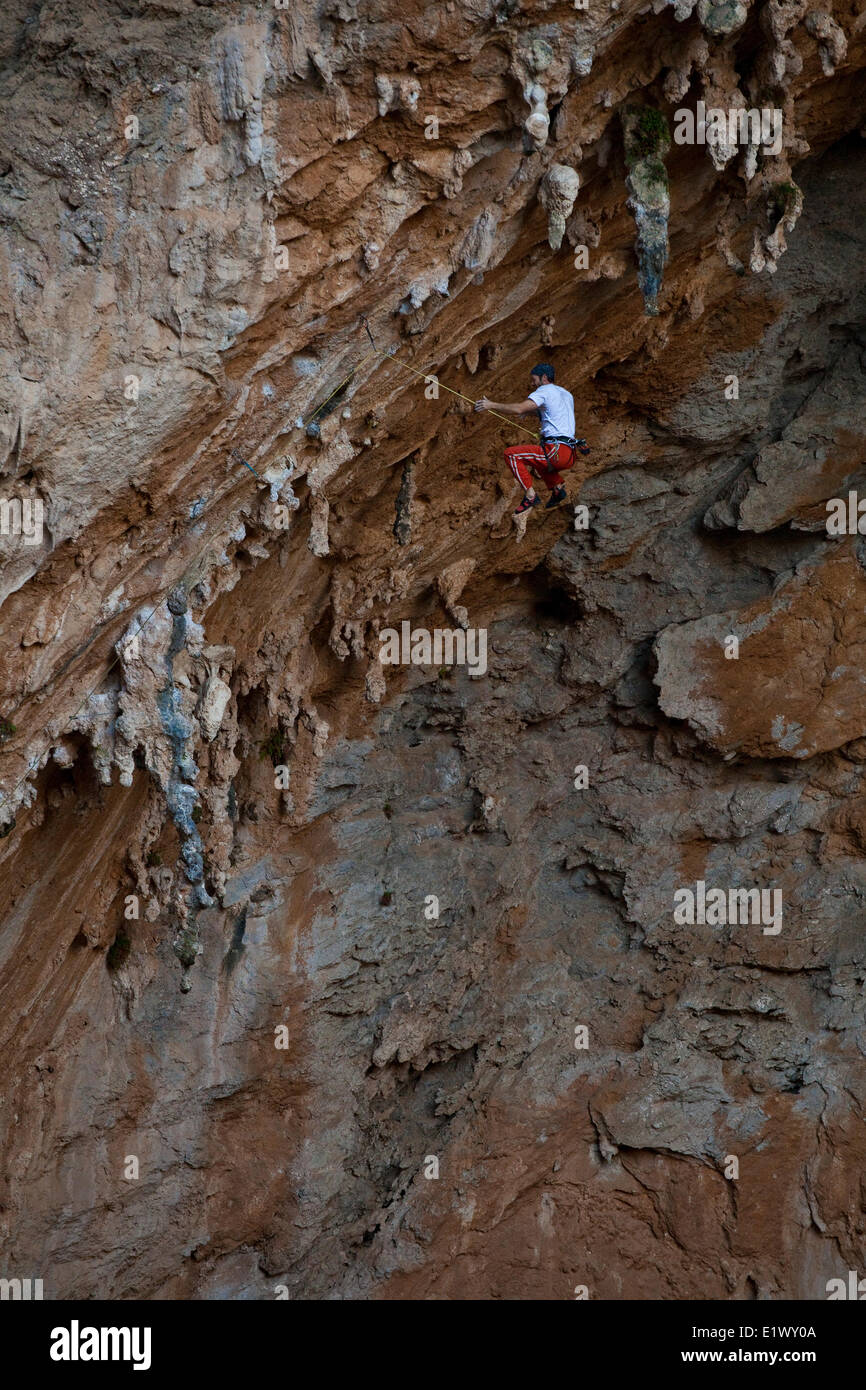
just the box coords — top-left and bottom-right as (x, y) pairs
(514, 493), (542, 515)
(575, 438), (591, 455)
(545, 485), (567, 509)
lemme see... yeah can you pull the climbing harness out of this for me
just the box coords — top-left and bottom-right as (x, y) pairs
(543, 434), (591, 456)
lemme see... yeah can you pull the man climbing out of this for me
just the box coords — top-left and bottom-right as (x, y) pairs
(475, 363), (589, 515)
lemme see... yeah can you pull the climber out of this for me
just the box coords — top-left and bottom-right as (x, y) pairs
(475, 363), (590, 515)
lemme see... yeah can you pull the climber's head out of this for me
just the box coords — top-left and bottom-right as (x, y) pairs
(530, 363), (555, 388)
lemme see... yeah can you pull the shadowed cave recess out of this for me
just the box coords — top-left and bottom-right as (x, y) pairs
(1, 0), (865, 1301)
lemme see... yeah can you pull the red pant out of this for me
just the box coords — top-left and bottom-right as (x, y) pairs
(505, 441), (575, 491)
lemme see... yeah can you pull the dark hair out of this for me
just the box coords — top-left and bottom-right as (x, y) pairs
(531, 362), (555, 382)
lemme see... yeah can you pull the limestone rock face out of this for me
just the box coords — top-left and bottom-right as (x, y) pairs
(539, 164), (581, 250)
(198, 675), (233, 744)
(1, 0), (866, 1302)
(653, 546), (866, 759)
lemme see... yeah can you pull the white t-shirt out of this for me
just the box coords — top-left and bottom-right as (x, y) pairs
(529, 383), (575, 440)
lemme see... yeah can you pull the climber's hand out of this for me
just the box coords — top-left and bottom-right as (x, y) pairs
(475, 397), (492, 412)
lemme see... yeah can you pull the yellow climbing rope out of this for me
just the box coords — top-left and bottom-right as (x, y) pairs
(305, 347), (379, 429)
(304, 320), (539, 439)
(368, 346), (540, 440)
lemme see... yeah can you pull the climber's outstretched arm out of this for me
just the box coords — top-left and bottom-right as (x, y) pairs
(474, 397), (539, 416)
